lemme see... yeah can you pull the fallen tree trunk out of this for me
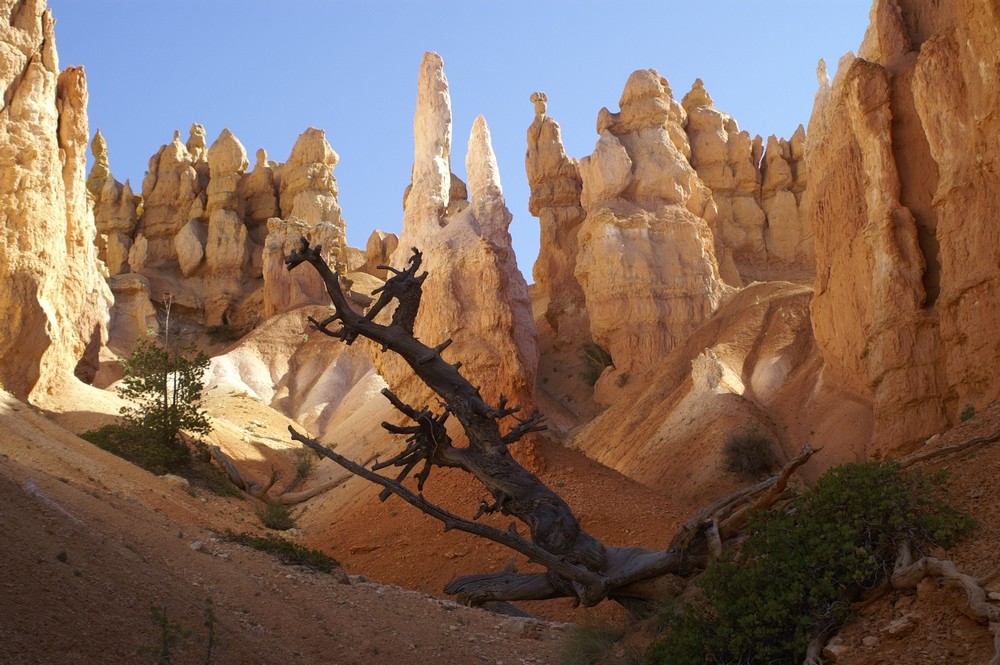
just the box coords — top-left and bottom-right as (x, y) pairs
(284, 241), (816, 607)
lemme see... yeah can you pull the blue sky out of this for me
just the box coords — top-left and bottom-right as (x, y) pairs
(47, 1), (871, 279)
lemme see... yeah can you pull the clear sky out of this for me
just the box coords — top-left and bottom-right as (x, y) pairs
(47, 1), (872, 280)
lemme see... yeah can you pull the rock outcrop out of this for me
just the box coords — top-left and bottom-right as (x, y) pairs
(683, 80), (811, 284)
(90, 121), (351, 330)
(805, 0), (1000, 455)
(0, 1), (111, 398)
(529, 71), (732, 403)
(528, 69), (819, 407)
(88, 130), (139, 275)
(379, 53), (537, 431)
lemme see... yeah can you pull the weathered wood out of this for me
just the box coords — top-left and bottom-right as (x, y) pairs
(283, 241), (815, 607)
(896, 432), (1000, 470)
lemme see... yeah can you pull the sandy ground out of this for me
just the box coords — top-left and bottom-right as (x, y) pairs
(0, 387), (567, 665)
(5, 357), (999, 664)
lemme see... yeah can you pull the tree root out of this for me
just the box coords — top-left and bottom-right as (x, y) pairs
(888, 541), (1000, 664)
(897, 431), (1000, 470)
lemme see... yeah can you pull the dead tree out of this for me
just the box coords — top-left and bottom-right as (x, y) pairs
(284, 241), (813, 608)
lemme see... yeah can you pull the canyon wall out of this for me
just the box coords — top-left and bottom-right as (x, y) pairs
(0, 1), (111, 399)
(807, 0), (1000, 455)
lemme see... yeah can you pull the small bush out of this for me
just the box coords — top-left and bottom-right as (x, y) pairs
(258, 500), (296, 531)
(292, 447), (318, 480)
(960, 403), (976, 423)
(559, 623), (626, 665)
(721, 425), (776, 480)
(224, 531), (340, 574)
(646, 461), (976, 665)
(580, 342), (614, 386)
(206, 323), (240, 344)
(82, 423), (190, 474)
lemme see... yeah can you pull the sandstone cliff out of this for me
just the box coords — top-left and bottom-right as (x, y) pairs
(806, 0), (1000, 455)
(379, 53), (538, 438)
(0, 1), (111, 399)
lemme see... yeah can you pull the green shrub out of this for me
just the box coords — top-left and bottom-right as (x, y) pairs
(647, 461), (975, 665)
(292, 447), (318, 480)
(224, 531), (340, 574)
(83, 339), (212, 475)
(82, 422), (190, 474)
(118, 339), (211, 451)
(960, 403), (976, 423)
(258, 500), (296, 531)
(721, 425), (776, 480)
(580, 342), (614, 386)
(559, 623), (626, 665)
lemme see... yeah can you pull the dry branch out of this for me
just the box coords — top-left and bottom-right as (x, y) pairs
(282, 241), (815, 608)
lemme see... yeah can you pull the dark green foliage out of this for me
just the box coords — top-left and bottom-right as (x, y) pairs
(580, 342), (614, 386)
(721, 425), (776, 480)
(559, 623), (626, 665)
(224, 531), (340, 574)
(119, 339), (211, 449)
(82, 422), (190, 473)
(647, 461), (976, 665)
(257, 500), (296, 531)
(960, 403), (976, 423)
(139, 605), (189, 664)
(82, 340), (211, 475)
(206, 324), (240, 344)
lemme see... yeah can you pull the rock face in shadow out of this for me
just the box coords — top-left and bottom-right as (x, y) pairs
(378, 53), (538, 433)
(806, 0), (1000, 456)
(0, 2), (111, 399)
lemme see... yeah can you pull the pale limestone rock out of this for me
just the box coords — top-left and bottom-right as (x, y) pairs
(682, 79), (811, 284)
(578, 131), (632, 209)
(239, 147), (279, 240)
(382, 53), (537, 429)
(106, 273), (158, 355)
(401, 52), (452, 243)
(88, 133), (138, 274)
(0, 4), (112, 397)
(805, 0), (1000, 455)
(262, 217), (347, 318)
(139, 129), (201, 258)
(174, 218), (205, 276)
(360, 229), (399, 280)
(204, 129), (249, 274)
(86, 129), (111, 195)
(572, 70), (729, 394)
(278, 127), (343, 227)
(526, 98), (588, 339)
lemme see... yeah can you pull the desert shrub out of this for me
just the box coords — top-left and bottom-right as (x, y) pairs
(646, 461), (975, 665)
(83, 340), (212, 474)
(580, 342), (614, 386)
(82, 422), (189, 474)
(960, 403), (976, 423)
(225, 531), (340, 573)
(721, 425), (776, 480)
(292, 446), (318, 480)
(258, 500), (296, 531)
(118, 339), (211, 449)
(559, 623), (626, 665)
(206, 323), (240, 344)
